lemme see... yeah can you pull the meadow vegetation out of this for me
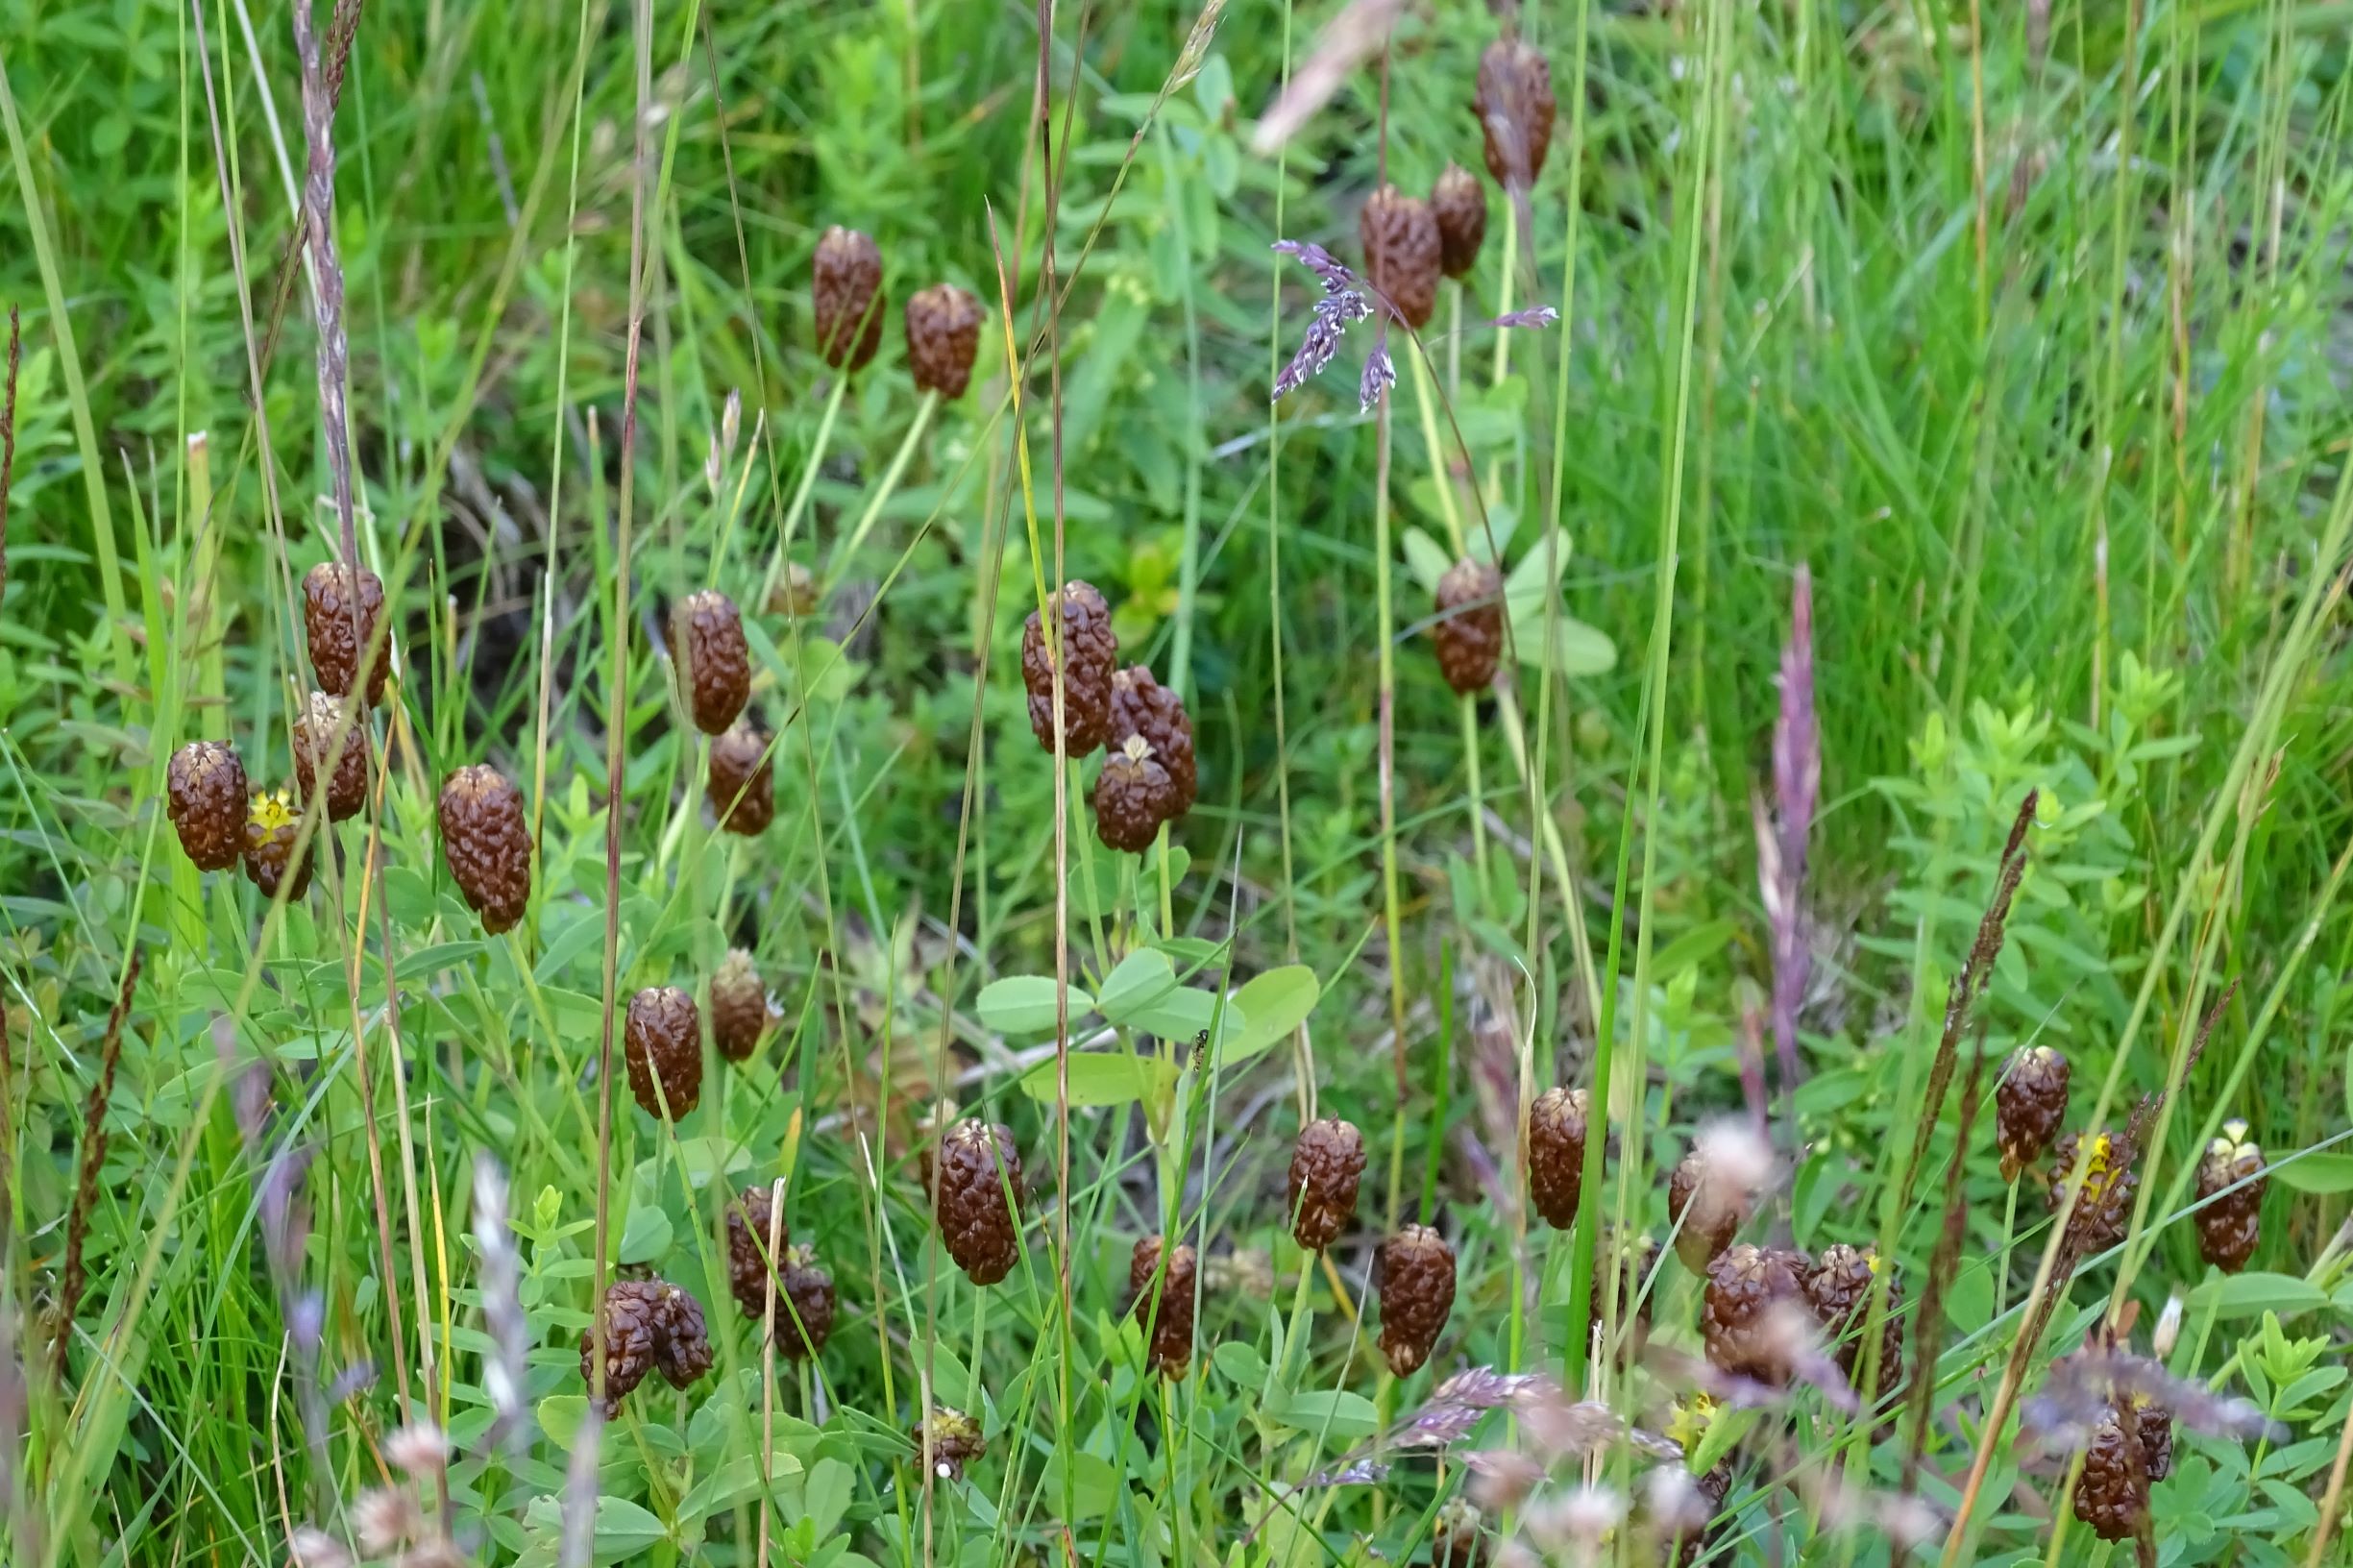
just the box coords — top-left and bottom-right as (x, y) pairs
(0, 0), (2350, 1563)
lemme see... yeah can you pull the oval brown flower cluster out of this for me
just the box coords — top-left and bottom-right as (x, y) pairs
(292, 692), (369, 821)
(1525, 1086), (1588, 1230)
(1472, 37), (1556, 188)
(1022, 581), (1118, 756)
(1376, 1223), (1456, 1376)
(1432, 163), (1487, 280)
(709, 948), (777, 1063)
(813, 226), (886, 373)
(673, 589), (751, 737)
(578, 1277), (714, 1415)
(166, 741), (249, 871)
(302, 560), (389, 707)
(2049, 1127), (2137, 1257)
(1667, 1144), (1748, 1272)
(723, 1186), (834, 1360)
(1995, 1044), (2070, 1181)
(1700, 1243), (1810, 1384)
(241, 788), (312, 901)
(1434, 557), (1506, 696)
(624, 986), (702, 1120)
(439, 764), (532, 934)
(707, 723), (775, 836)
(934, 1119), (1022, 1286)
(905, 284), (984, 399)
(1129, 1236), (1197, 1379)
(1360, 184), (1441, 331)
(2194, 1120), (2264, 1272)
(1286, 1116), (1365, 1252)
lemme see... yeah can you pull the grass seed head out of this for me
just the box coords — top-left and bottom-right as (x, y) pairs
(1434, 557), (1507, 695)
(438, 764), (531, 934)
(1433, 162), (1488, 279)
(1473, 38), (1556, 188)
(1129, 1236), (1198, 1378)
(167, 740), (248, 870)
(710, 948), (776, 1063)
(1377, 1223), (1458, 1377)
(623, 986), (702, 1120)
(1996, 1043), (2070, 1181)
(302, 560), (388, 706)
(1287, 1115), (1367, 1252)
(905, 283), (984, 398)
(707, 723), (776, 835)
(1022, 580), (1118, 756)
(812, 226), (886, 372)
(1526, 1086), (1590, 1231)
(1109, 664), (1197, 816)
(292, 691), (368, 821)
(1360, 184), (1442, 331)
(934, 1119), (1022, 1286)
(2194, 1119), (2264, 1272)
(241, 789), (313, 901)
(672, 589), (751, 736)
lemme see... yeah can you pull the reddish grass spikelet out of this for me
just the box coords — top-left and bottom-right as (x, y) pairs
(54, 950), (141, 1376)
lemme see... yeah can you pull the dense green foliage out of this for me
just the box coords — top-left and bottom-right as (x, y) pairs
(1, 0), (2351, 1563)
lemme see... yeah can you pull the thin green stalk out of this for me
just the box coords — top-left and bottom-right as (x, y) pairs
(759, 374), (850, 606)
(824, 390), (937, 593)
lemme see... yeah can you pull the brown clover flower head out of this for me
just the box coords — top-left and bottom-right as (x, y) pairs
(1287, 1116), (1366, 1252)
(672, 589), (751, 736)
(1022, 581), (1117, 756)
(302, 560), (388, 706)
(1434, 557), (1507, 695)
(812, 226), (886, 372)
(934, 1119), (1023, 1286)
(1526, 1086), (1589, 1231)
(2194, 1119), (2265, 1273)
(1093, 736), (1179, 853)
(624, 986), (702, 1120)
(293, 691), (369, 821)
(724, 1185), (787, 1317)
(2049, 1128), (2137, 1257)
(1376, 1223), (1457, 1377)
(707, 723), (775, 835)
(438, 764), (532, 934)
(1701, 1243), (1810, 1384)
(167, 740), (249, 870)
(1473, 38), (1556, 187)
(1109, 665), (1197, 816)
(905, 284), (984, 398)
(1129, 1236), (1198, 1378)
(1360, 184), (1441, 331)
(1666, 1147), (1745, 1272)
(1996, 1044), (2070, 1181)
(1432, 163), (1488, 279)
(710, 948), (778, 1063)
(913, 1406), (985, 1481)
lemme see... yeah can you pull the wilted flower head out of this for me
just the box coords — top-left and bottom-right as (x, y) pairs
(1643, 1464), (1710, 1535)
(383, 1421), (449, 1476)
(1465, 1449), (1545, 1511)
(351, 1486), (422, 1556)
(1694, 1118), (1776, 1197)
(287, 1527), (352, 1568)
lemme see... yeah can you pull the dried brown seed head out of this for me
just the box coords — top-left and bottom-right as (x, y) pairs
(1434, 557), (1507, 695)
(2049, 1129), (2137, 1257)
(241, 789), (313, 901)
(773, 1246), (836, 1360)
(1021, 581), (1118, 756)
(724, 1185), (787, 1318)
(1129, 1237), (1198, 1378)
(934, 1119), (1022, 1286)
(1360, 184), (1442, 331)
(292, 691), (369, 821)
(302, 560), (388, 706)
(707, 723), (775, 835)
(1377, 1223), (1457, 1376)
(1526, 1086), (1589, 1231)
(1666, 1147), (1745, 1272)
(2194, 1119), (2264, 1273)
(651, 1282), (714, 1387)
(913, 1406), (985, 1481)
(1701, 1243), (1810, 1384)
(1804, 1243), (1904, 1387)
(167, 741), (248, 870)
(1109, 664), (1197, 816)
(1433, 163), (1488, 279)
(672, 590), (751, 736)
(579, 1279), (665, 1415)
(1093, 740), (1179, 853)
(905, 283), (984, 399)
(1996, 1044), (2070, 1180)
(438, 764), (532, 934)
(1287, 1116), (1366, 1251)
(1473, 38), (1556, 188)
(710, 948), (777, 1063)
(2071, 1403), (2150, 1541)
(812, 226), (886, 372)
(624, 986), (702, 1120)
(2134, 1396), (2174, 1482)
